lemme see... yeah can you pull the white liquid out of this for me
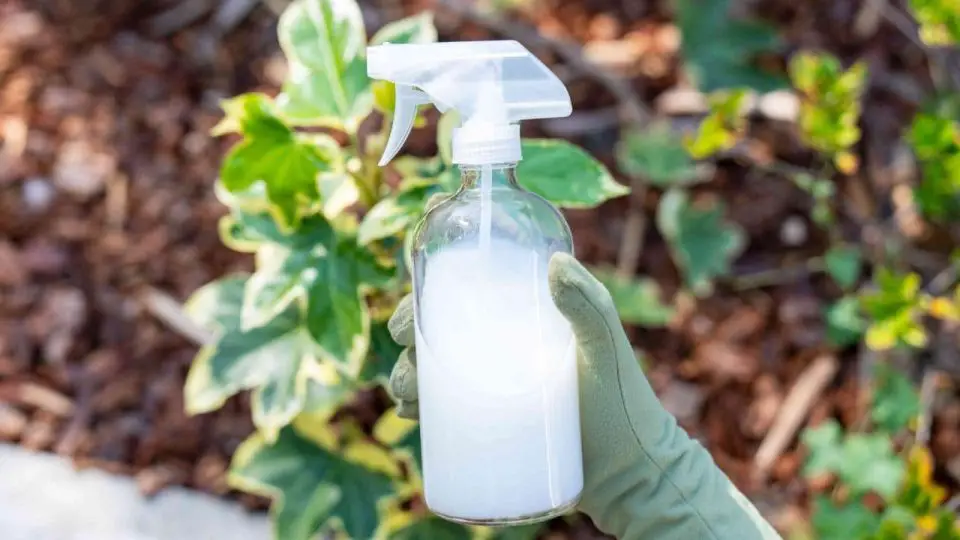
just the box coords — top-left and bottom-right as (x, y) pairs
(414, 239), (583, 522)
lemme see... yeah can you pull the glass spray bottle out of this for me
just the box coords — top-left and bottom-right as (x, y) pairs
(368, 40), (583, 525)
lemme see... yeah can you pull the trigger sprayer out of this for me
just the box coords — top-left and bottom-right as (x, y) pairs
(368, 40), (572, 255)
(367, 40), (583, 526)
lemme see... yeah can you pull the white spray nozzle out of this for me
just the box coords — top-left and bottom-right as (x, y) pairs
(367, 40), (572, 166)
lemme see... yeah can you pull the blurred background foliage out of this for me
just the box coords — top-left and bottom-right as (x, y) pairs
(1, 0), (959, 539)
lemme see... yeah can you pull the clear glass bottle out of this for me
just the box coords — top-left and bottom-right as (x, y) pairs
(410, 162), (583, 525)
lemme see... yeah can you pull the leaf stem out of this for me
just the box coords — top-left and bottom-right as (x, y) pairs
(349, 132), (381, 208)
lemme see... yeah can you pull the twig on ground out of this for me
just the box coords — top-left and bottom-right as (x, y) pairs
(0, 382), (74, 417)
(882, 4), (926, 50)
(147, 0), (216, 37)
(140, 287), (213, 346)
(755, 354), (840, 476)
(437, 0), (651, 125)
(881, 5), (959, 90)
(212, 0), (261, 35)
(915, 368), (939, 446)
(728, 257), (825, 290)
(259, 0), (291, 16)
(927, 260), (960, 295)
(854, 0), (886, 38)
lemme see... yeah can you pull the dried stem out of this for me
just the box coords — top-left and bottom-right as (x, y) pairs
(915, 368), (939, 446)
(728, 257), (826, 290)
(616, 181), (648, 278)
(755, 355), (840, 476)
(140, 287), (214, 346)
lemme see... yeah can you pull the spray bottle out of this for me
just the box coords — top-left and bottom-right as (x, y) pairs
(368, 40), (582, 525)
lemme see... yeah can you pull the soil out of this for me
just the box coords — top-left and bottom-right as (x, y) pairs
(0, 0), (957, 537)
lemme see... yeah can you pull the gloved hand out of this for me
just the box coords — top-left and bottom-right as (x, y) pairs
(388, 252), (781, 540)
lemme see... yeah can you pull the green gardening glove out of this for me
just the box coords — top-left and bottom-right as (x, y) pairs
(388, 252), (781, 540)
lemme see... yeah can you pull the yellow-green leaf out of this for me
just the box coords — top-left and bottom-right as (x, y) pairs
(909, 0), (960, 45)
(684, 89), (749, 159)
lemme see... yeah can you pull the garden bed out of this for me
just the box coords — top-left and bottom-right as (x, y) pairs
(0, 0), (957, 537)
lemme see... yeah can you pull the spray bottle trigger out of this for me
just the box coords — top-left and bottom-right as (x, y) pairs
(378, 85), (430, 167)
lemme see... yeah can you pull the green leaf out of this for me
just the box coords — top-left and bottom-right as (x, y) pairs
(825, 296), (867, 347)
(802, 419), (906, 499)
(812, 496), (882, 540)
(371, 12), (438, 45)
(230, 425), (392, 540)
(218, 97), (341, 230)
(388, 517), (472, 540)
(184, 275), (249, 334)
(839, 432), (905, 499)
(656, 189), (745, 296)
(871, 363), (920, 434)
(184, 305), (316, 440)
(909, 0), (960, 45)
(276, 0), (371, 128)
(214, 93), (291, 137)
(861, 268), (929, 351)
(825, 245), (862, 290)
(907, 112), (960, 221)
(802, 419), (844, 477)
(677, 0), (786, 92)
(317, 172), (360, 220)
(616, 124), (701, 186)
(518, 139), (628, 208)
(233, 212), (371, 373)
(359, 323), (404, 386)
(358, 187), (430, 245)
(872, 505), (917, 539)
(591, 267), (676, 327)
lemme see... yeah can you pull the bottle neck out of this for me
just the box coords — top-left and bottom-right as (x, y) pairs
(459, 162), (519, 190)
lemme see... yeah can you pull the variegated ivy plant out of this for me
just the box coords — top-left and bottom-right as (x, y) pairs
(183, 1), (627, 539)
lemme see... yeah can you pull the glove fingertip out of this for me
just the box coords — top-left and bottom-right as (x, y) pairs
(396, 401), (419, 420)
(548, 252), (609, 313)
(389, 349), (419, 402)
(388, 295), (416, 346)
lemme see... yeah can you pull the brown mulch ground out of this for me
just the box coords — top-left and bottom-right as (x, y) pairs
(1, 0), (958, 535)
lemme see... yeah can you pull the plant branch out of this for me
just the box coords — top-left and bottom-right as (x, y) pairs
(915, 367), (939, 446)
(927, 259), (960, 295)
(728, 257), (826, 290)
(881, 5), (954, 91)
(349, 132), (380, 208)
(140, 287), (214, 346)
(147, 0), (216, 37)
